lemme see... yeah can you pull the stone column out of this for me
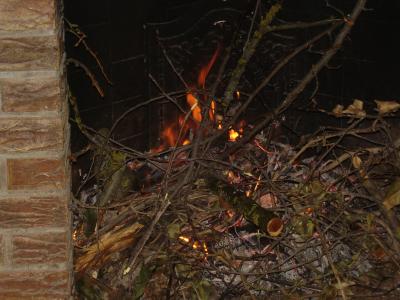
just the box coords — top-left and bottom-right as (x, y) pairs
(0, 0), (71, 298)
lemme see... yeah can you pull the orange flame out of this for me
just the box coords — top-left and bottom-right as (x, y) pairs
(198, 45), (221, 88)
(186, 93), (202, 123)
(186, 45), (221, 124)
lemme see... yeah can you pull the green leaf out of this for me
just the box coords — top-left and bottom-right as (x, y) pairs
(167, 223), (181, 239)
(132, 264), (156, 300)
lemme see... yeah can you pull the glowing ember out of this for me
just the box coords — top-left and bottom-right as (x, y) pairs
(192, 240), (200, 249)
(209, 100), (216, 121)
(235, 90), (240, 99)
(182, 139), (191, 145)
(202, 242), (208, 254)
(179, 236), (190, 243)
(228, 129), (240, 142)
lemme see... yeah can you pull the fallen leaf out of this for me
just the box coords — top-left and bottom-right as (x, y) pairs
(332, 104), (344, 116)
(374, 100), (400, 114)
(383, 178), (400, 210)
(352, 155), (362, 169)
(342, 99), (366, 117)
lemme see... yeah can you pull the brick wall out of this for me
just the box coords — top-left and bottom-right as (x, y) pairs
(0, 0), (71, 299)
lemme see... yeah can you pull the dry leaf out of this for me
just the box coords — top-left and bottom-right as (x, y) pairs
(383, 177), (400, 210)
(332, 104), (344, 116)
(352, 155), (362, 169)
(374, 100), (400, 114)
(342, 99), (366, 117)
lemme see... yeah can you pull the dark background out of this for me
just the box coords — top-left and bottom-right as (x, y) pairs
(64, 0), (400, 151)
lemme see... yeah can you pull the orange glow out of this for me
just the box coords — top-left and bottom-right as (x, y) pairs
(235, 90), (240, 99)
(228, 129), (240, 142)
(245, 190), (252, 197)
(162, 126), (176, 147)
(217, 123), (223, 130)
(182, 139), (191, 145)
(226, 209), (235, 219)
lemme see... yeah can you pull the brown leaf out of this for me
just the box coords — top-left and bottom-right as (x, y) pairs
(332, 104), (344, 116)
(352, 155), (362, 169)
(342, 99), (366, 117)
(374, 100), (400, 114)
(383, 177), (400, 210)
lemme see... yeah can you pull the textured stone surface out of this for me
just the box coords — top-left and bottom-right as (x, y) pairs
(0, 271), (68, 299)
(0, 196), (67, 228)
(7, 159), (65, 190)
(12, 232), (67, 265)
(0, 0), (55, 32)
(0, 35), (58, 71)
(0, 118), (63, 153)
(0, 76), (61, 112)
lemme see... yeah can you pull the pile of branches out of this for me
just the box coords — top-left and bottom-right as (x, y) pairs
(67, 0), (400, 298)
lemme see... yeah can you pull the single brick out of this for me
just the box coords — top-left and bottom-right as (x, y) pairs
(0, 196), (68, 228)
(0, 35), (58, 71)
(0, 117), (63, 153)
(0, 76), (61, 112)
(12, 232), (67, 265)
(0, 0), (55, 32)
(7, 159), (66, 190)
(0, 271), (68, 299)
(0, 235), (4, 265)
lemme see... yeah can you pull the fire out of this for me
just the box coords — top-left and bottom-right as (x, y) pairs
(186, 45), (221, 125)
(198, 45), (221, 88)
(186, 93), (202, 123)
(228, 128), (240, 142)
(152, 45), (222, 153)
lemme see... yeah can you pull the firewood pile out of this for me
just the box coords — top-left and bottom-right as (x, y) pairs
(67, 1), (400, 298)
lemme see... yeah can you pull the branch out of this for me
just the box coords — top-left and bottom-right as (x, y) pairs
(227, 0), (367, 156)
(222, 3), (282, 109)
